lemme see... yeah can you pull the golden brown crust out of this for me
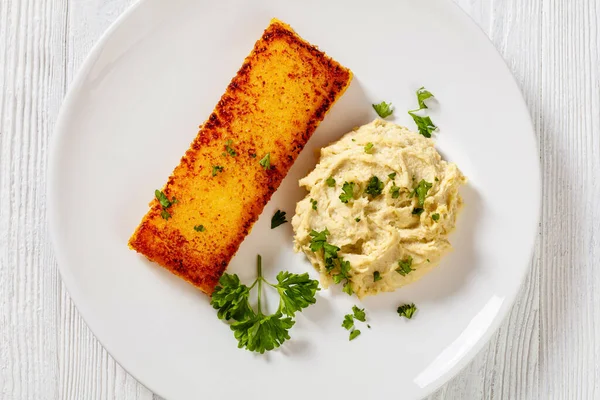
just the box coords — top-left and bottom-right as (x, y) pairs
(128, 18), (352, 295)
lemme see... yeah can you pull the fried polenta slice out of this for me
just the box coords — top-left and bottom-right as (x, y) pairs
(129, 18), (352, 295)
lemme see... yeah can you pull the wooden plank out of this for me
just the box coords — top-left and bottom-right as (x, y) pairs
(0, 0), (67, 398)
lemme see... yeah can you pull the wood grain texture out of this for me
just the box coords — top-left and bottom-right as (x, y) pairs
(0, 0), (598, 399)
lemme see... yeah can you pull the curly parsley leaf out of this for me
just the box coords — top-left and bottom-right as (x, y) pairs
(271, 210), (287, 229)
(352, 305), (366, 322)
(365, 176), (384, 197)
(326, 177), (336, 187)
(412, 179), (433, 207)
(408, 111), (437, 138)
(323, 242), (341, 271)
(396, 256), (414, 276)
(309, 228), (330, 252)
(259, 153), (271, 170)
(372, 101), (394, 118)
(343, 281), (354, 296)
(397, 303), (417, 319)
(416, 87), (435, 109)
(274, 271), (320, 317)
(211, 274), (254, 321)
(231, 313), (294, 354)
(349, 329), (361, 341)
(342, 314), (355, 330)
(340, 182), (355, 203)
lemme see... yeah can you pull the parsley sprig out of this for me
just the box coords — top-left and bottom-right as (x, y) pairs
(211, 255), (319, 354)
(155, 190), (177, 220)
(372, 101), (394, 118)
(409, 87), (438, 138)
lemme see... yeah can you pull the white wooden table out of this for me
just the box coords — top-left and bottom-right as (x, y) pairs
(1, 0), (598, 398)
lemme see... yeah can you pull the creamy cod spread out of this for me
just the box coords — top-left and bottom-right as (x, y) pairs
(291, 119), (466, 298)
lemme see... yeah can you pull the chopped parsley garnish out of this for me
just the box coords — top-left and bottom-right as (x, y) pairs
(435, 177), (439, 182)
(364, 142), (374, 154)
(412, 208), (424, 215)
(211, 255), (319, 353)
(155, 190), (175, 208)
(271, 210), (287, 229)
(194, 224), (205, 232)
(388, 172), (397, 180)
(372, 101), (394, 118)
(416, 87), (435, 109)
(431, 213), (440, 221)
(339, 182), (355, 203)
(342, 306), (367, 341)
(412, 179), (433, 207)
(396, 256), (414, 276)
(349, 329), (361, 341)
(355, 217), (361, 222)
(397, 303), (417, 319)
(212, 165), (224, 176)
(323, 243), (341, 271)
(309, 228), (352, 295)
(309, 229), (339, 271)
(390, 183), (401, 199)
(224, 139), (237, 156)
(365, 176), (384, 197)
(155, 190), (177, 220)
(309, 228), (330, 252)
(259, 153), (271, 170)
(310, 198), (318, 210)
(352, 305), (366, 322)
(250, 153), (257, 158)
(342, 314), (354, 330)
(373, 271), (382, 282)
(408, 111), (437, 138)
(326, 177), (336, 187)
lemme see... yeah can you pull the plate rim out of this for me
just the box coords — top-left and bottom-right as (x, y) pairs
(48, 0), (541, 398)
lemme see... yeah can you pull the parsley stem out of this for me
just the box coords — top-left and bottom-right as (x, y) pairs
(257, 254), (263, 316)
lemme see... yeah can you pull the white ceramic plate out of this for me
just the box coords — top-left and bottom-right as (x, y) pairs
(49, 0), (540, 399)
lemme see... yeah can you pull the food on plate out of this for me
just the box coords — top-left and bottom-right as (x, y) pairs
(210, 255), (319, 353)
(128, 18), (352, 294)
(291, 119), (466, 298)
